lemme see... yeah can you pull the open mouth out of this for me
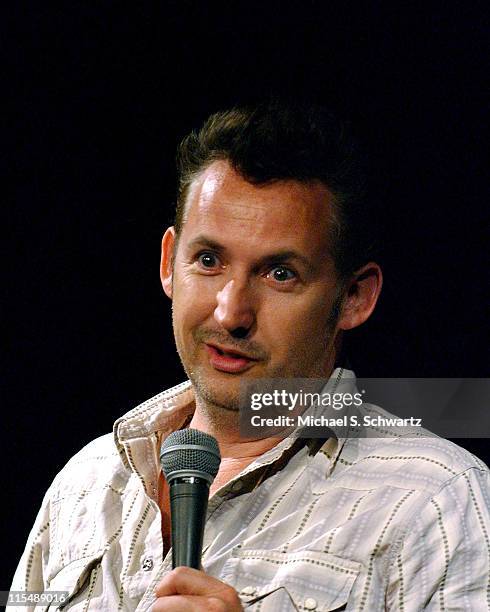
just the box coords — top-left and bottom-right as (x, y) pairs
(205, 344), (256, 373)
(214, 346), (243, 358)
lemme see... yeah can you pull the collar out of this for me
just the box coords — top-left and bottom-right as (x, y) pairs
(112, 368), (357, 496)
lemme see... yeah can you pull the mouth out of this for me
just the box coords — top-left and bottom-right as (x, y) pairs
(205, 343), (258, 374)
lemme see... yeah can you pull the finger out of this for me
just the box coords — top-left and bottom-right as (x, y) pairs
(152, 595), (191, 612)
(152, 595), (193, 611)
(155, 567), (231, 599)
(152, 595), (228, 612)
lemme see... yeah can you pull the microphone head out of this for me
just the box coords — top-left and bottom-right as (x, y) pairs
(160, 428), (221, 484)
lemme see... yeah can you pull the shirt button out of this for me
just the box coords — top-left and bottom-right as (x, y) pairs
(304, 597), (318, 610)
(241, 586), (256, 596)
(142, 557), (154, 571)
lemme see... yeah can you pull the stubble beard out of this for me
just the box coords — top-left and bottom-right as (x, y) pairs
(177, 337), (335, 427)
(191, 367), (243, 413)
(176, 356), (245, 433)
(172, 318), (245, 421)
(172, 287), (345, 422)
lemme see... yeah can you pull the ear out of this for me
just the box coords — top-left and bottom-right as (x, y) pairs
(160, 226), (176, 299)
(337, 262), (383, 330)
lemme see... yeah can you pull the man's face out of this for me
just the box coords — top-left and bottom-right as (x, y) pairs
(163, 160), (344, 411)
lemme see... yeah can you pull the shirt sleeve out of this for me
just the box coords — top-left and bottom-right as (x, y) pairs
(10, 485), (52, 593)
(387, 467), (490, 610)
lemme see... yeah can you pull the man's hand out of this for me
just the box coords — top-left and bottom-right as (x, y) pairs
(153, 566), (243, 611)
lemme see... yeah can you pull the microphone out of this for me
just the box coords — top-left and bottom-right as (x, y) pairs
(159, 428), (221, 569)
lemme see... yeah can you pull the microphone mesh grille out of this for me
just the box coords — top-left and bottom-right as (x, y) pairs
(160, 428), (221, 481)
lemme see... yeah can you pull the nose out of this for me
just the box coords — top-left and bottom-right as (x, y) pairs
(214, 278), (256, 336)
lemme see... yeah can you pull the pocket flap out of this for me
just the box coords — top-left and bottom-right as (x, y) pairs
(221, 548), (360, 611)
(46, 555), (102, 609)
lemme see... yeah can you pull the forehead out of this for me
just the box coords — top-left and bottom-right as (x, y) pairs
(181, 161), (336, 259)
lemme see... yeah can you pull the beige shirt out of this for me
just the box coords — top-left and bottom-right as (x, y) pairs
(11, 369), (490, 611)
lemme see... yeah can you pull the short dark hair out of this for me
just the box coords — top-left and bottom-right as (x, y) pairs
(175, 99), (377, 280)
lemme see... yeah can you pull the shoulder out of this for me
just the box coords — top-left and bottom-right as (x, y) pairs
(338, 431), (489, 497)
(48, 432), (128, 502)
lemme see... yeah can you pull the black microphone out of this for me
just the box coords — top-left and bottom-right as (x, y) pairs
(159, 428), (221, 569)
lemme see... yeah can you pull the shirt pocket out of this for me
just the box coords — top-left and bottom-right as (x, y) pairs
(220, 548), (361, 611)
(45, 555), (102, 610)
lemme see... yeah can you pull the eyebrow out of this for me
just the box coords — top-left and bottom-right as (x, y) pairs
(186, 234), (316, 273)
(187, 235), (225, 253)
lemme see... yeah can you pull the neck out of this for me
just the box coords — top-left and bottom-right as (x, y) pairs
(187, 360), (338, 491)
(188, 405), (282, 495)
(188, 403), (280, 462)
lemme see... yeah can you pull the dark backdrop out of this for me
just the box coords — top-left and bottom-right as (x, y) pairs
(3, 2), (489, 585)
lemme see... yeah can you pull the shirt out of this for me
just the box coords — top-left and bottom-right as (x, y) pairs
(10, 368), (490, 611)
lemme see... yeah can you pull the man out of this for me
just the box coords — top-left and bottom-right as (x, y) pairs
(11, 101), (490, 610)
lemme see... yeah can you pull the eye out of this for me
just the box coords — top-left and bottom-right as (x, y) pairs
(197, 252), (219, 269)
(267, 265), (296, 282)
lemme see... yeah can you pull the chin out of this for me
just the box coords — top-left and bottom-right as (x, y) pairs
(199, 386), (241, 412)
(190, 370), (242, 412)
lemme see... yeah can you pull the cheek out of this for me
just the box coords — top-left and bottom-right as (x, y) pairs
(260, 298), (323, 343)
(172, 276), (217, 327)
(262, 295), (334, 352)
(175, 265), (220, 296)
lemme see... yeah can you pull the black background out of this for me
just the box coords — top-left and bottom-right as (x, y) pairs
(3, 2), (489, 585)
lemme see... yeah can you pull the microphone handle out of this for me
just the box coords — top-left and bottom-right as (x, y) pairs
(169, 476), (210, 569)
